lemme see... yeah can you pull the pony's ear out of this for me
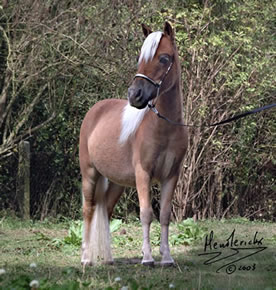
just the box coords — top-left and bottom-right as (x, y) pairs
(142, 23), (152, 37)
(163, 21), (175, 41)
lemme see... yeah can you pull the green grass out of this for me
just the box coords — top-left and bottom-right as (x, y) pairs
(0, 215), (275, 289)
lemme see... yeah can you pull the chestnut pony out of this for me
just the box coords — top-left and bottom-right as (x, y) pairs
(79, 22), (188, 266)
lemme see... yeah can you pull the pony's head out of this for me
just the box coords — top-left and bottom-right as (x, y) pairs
(128, 22), (177, 109)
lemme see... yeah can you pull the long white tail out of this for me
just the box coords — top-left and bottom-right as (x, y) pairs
(88, 176), (113, 264)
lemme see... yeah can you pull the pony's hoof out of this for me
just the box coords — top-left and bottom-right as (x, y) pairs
(161, 258), (175, 267)
(161, 261), (175, 267)
(81, 260), (93, 266)
(141, 259), (155, 267)
(102, 260), (114, 265)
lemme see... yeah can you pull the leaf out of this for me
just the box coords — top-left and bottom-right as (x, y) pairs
(110, 219), (122, 233)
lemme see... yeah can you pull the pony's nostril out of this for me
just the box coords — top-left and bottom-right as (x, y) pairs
(128, 87), (141, 98)
(128, 87), (146, 107)
(127, 87), (134, 98)
(135, 89), (142, 101)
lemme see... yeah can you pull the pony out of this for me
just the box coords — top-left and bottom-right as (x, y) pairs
(79, 22), (188, 266)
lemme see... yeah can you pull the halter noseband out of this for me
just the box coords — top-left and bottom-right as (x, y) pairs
(133, 61), (173, 91)
(133, 73), (162, 88)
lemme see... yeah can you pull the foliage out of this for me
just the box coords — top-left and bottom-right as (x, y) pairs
(55, 220), (83, 248)
(53, 219), (122, 248)
(168, 0), (276, 221)
(0, 0), (275, 221)
(110, 219), (123, 233)
(149, 219), (207, 247)
(170, 218), (207, 246)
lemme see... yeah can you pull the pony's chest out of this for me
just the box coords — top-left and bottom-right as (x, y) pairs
(153, 150), (179, 181)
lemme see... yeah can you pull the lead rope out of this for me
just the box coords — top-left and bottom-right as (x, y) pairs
(148, 102), (276, 128)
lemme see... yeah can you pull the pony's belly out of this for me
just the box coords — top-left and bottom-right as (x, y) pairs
(107, 173), (136, 188)
(88, 132), (136, 187)
(94, 157), (136, 187)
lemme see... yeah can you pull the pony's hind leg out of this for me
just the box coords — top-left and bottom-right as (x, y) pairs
(88, 175), (113, 265)
(81, 167), (100, 265)
(106, 182), (125, 220)
(82, 174), (123, 266)
(159, 176), (178, 266)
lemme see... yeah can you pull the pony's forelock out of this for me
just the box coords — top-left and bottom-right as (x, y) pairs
(138, 31), (163, 64)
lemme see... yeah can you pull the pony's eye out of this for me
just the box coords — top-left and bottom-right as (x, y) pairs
(159, 55), (170, 64)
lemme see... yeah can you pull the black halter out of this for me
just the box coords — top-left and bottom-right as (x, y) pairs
(133, 60), (175, 122)
(133, 61), (173, 94)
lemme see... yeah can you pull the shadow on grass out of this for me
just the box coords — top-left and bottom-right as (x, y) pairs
(174, 244), (276, 290)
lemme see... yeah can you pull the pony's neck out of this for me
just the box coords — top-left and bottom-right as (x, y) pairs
(157, 56), (183, 123)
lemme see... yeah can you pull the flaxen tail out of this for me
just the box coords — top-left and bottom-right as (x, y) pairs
(88, 176), (113, 264)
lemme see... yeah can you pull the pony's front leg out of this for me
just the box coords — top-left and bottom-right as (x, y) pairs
(159, 176), (178, 266)
(136, 165), (154, 266)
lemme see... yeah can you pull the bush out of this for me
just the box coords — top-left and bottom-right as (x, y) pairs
(0, 0), (275, 221)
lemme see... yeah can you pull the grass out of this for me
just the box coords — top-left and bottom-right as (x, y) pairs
(0, 215), (276, 289)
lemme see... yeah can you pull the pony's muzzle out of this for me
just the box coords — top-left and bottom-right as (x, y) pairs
(128, 87), (148, 109)
(128, 80), (158, 109)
